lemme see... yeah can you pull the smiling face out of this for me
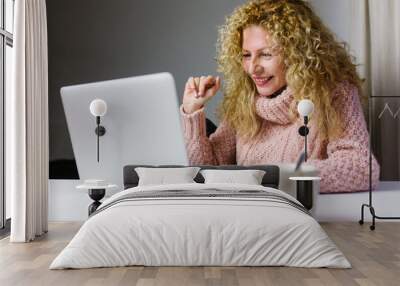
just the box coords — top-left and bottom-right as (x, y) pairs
(242, 25), (287, 97)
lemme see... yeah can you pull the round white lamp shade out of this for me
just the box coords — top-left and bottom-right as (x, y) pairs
(90, 99), (107, 117)
(297, 99), (314, 117)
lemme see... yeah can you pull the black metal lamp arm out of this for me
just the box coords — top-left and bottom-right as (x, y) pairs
(96, 116), (100, 162)
(298, 116), (309, 162)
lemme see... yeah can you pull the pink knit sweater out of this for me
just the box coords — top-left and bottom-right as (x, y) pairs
(181, 82), (380, 193)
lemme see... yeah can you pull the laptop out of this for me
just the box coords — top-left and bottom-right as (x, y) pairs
(61, 72), (189, 189)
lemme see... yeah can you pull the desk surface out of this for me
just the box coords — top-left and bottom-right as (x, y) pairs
(289, 176), (321, 181)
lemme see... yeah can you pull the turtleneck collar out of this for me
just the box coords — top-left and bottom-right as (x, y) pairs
(254, 87), (297, 125)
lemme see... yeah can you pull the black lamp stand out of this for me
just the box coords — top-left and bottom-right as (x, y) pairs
(296, 180), (313, 210)
(88, 188), (106, 216)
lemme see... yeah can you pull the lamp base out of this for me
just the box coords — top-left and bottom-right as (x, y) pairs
(298, 126), (309, 136)
(95, 125), (106, 136)
(88, 188), (106, 216)
(296, 180), (313, 210)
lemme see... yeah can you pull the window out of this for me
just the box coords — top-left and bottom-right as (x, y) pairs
(0, 0), (14, 232)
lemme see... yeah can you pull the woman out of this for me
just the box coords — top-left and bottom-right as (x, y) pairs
(180, 0), (380, 193)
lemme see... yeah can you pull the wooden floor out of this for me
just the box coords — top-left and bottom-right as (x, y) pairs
(0, 222), (400, 286)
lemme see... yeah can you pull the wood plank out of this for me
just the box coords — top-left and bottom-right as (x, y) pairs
(0, 222), (399, 286)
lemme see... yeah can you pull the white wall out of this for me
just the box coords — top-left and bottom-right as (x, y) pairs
(49, 180), (89, 221)
(309, 0), (353, 43)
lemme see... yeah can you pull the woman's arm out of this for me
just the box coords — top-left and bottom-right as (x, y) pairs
(307, 82), (380, 193)
(180, 105), (236, 165)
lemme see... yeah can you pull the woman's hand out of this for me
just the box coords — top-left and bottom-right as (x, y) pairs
(182, 75), (221, 114)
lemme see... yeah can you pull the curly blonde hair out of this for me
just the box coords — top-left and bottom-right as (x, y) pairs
(216, 0), (364, 140)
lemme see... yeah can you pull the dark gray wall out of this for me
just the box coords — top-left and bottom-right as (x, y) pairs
(47, 0), (244, 162)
